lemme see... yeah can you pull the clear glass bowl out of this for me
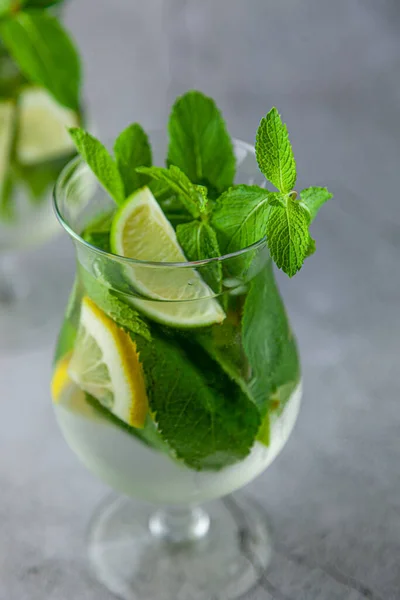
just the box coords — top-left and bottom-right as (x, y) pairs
(52, 134), (302, 600)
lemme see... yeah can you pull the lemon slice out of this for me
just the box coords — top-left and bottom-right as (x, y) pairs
(110, 186), (225, 328)
(51, 352), (73, 404)
(68, 296), (148, 428)
(0, 99), (15, 186)
(16, 87), (79, 165)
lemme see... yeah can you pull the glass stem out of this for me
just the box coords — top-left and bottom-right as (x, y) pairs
(149, 505), (210, 544)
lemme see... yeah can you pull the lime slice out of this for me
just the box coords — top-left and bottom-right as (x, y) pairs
(16, 87), (79, 166)
(0, 99), (15, 185)
(110, 186), (225, 328)
(68, 296), (148, 428)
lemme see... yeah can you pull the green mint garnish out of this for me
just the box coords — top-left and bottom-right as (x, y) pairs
(211, 184), (275, 255)
(114, 123), (152, 197)
(69, 128), (125, 206)
(256, 107), (297, 194)
(253, 107), (332, 276)
(300, 186), (333, 221)
(0, 11), (81, 111)
(70, 92), (333, 279)
(137, 333), (260, 471)
(242, 263), (300, 415)
(137, 165), (208, 218)
(176, 220), (222, 292)
(167, 90), (236, 195)
(266, 194), (311, 277)
(78, 264), (152, 342)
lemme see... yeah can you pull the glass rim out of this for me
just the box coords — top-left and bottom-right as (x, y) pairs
(53, 142), (268, 269)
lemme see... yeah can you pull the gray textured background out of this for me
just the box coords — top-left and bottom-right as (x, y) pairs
(1, 0), (400, 598)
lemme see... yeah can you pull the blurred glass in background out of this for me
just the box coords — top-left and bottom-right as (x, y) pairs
(0, 1), (82, 350)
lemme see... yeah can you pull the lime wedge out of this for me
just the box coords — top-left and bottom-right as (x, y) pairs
(0, 99), (15, 186)
(16, 87), (79, 166)
(110, 186), (225, 328)
(68, 296), (148, 428)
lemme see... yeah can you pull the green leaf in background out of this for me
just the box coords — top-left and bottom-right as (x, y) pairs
(0, 11), (81, 111)
(114, 123), (152, 197)
(69, 128), (125, 205)
(300, 186), (333, 221)
(176, 220), (222, 292)
(167, 90), (236, 194)
(137, 165), (207, 218)
(211, 184), (276, 254)
(266, 195), (310, 277)
(242, 263), (300, 416)
(24, 0), (64, 8)
(138, 333), (260, 470)
(256, 107), (296, 193)
(0, 168), (14, 221)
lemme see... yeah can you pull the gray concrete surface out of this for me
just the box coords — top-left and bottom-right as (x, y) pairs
(1, 0), (400, 598)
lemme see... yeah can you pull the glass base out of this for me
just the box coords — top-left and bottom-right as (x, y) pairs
(88, 494), (272, 600)
(0, 238), (73, 353)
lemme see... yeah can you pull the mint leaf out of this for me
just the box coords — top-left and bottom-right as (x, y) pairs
(81, 210), (115, 252)
(266, 196), (310, 277)
(306, 235), (316, 257)
(0, 11), (81, 110)
(137, 165), (207, 218)
(137, 333), (260, 470)
(211, 184), (275, 254)
(243, 264), (300, 416)
(114, 123), (152, 197)
(153, 188), (193, 228)
(167, 90), (235, 194)
(256, 107), (296, 193)
(78, 265), (151, 342)
(176, 220), (222, 292)
(300, 186), (333, 221)
(69, 128), (125, 205)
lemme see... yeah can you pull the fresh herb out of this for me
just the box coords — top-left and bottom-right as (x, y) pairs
(167, 90), (236, 195)
(137, 333), (260, 470)
(114, 123), (152, 197)
(69, 128), (125, 205)
(138, 165), (208, 217)
(0, 11), (81, 111)
(176, 220), (222, 292)
(242, 263), (300, 415)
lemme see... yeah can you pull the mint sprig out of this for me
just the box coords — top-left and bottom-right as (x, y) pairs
(253, 107), (333, 276)
(211, 184), (276, 254)
(167, 90), (236, 195)
(266, 195), (311, 277)
(0, 10), (81, 110)
(69, 128), (125, 205)
(70, 94), (332, 278)
(300, 186), (333, 221)
(256, 107), (296, 194)
(137, 165), (208, 218)
(114, 123), (152, 197)
(138, 333), (260, 470)
(176, 220), (222, 292)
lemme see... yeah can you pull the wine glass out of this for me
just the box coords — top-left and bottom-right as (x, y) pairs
(51, 135), (302, 600)
(0, 43), (81, 350)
